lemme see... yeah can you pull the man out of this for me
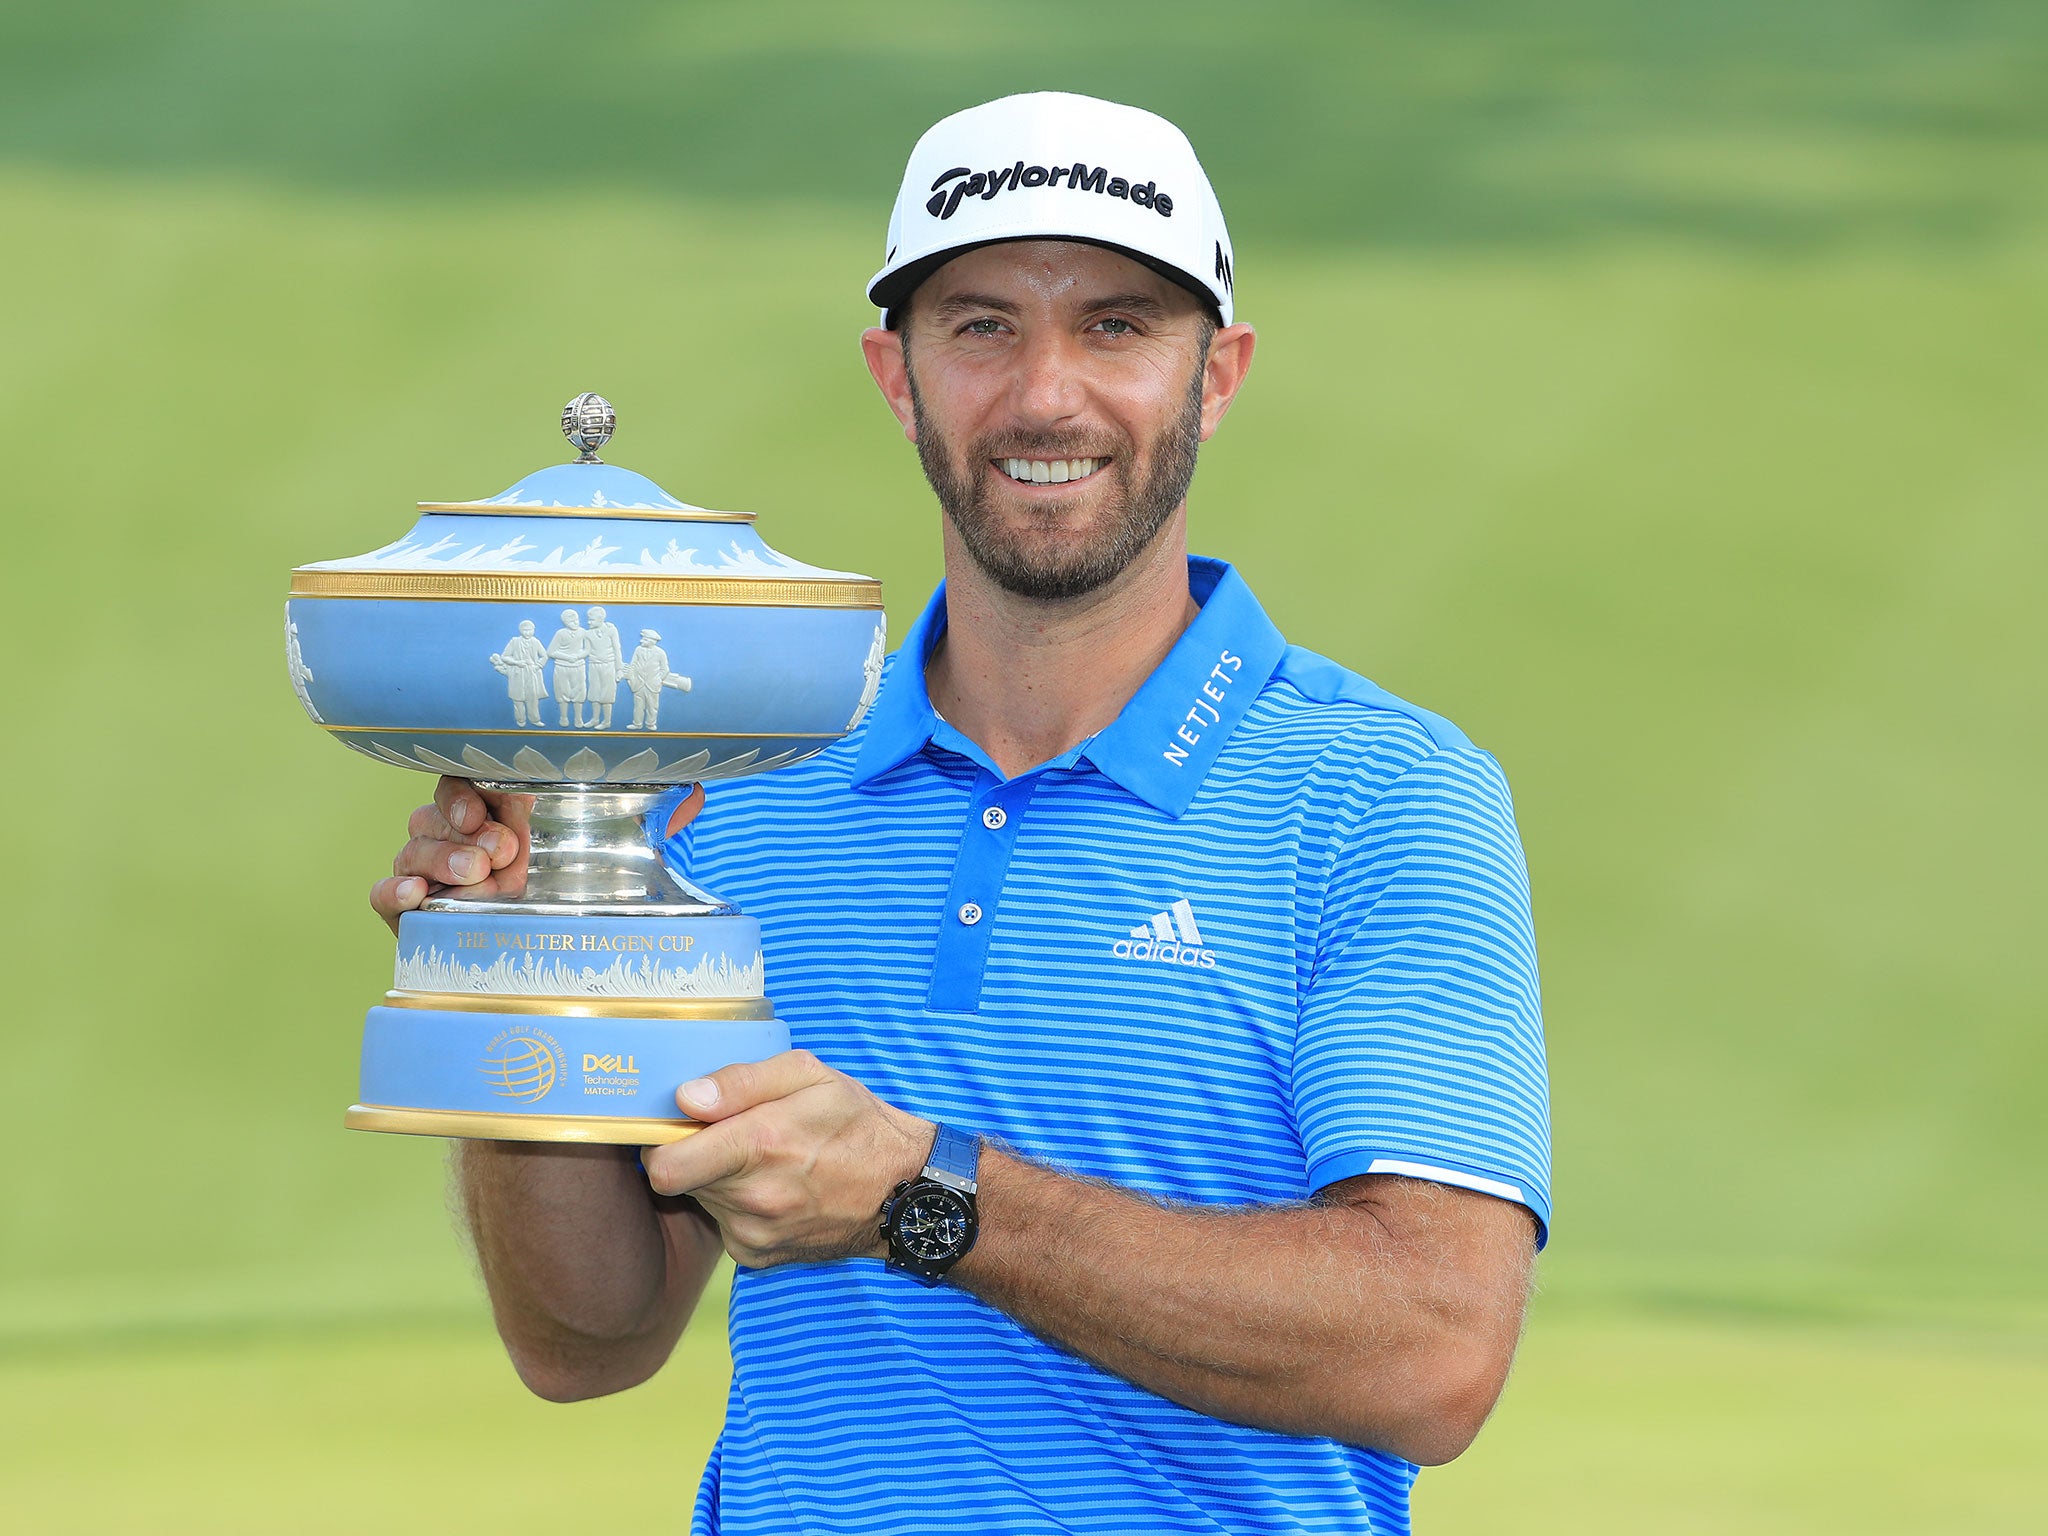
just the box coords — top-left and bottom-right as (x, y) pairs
(489, 618), (549, 728)
(375, 92), (1550, 1535)
(585, 605), (626, 729)
(545, 607), (589, 728)
(627, 628), (691, 730)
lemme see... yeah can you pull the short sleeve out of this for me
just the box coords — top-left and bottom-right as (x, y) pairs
(1293, 745), (1553, 1244)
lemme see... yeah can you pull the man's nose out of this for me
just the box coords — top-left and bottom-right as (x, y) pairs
(1007, 327), (1087, 427)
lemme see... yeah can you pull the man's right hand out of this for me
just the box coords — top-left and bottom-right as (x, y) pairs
(369, 777), (532, 936)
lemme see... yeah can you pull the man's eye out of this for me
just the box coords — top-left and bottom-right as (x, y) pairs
(1095, 317), (1136, 337)
(964, 318), (1003, 335)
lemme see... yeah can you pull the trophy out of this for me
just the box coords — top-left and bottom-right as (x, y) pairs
(286, 394), (885, 1143)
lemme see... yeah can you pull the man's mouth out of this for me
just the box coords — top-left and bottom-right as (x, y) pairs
(993, 457), (1108, 486)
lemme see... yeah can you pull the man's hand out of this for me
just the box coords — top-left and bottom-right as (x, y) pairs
(368, 777), (533, 934)
(642, 1051), (933, 1270)
(368, 776), (706, 935)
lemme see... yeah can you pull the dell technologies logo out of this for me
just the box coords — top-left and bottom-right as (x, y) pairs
(927, 160), (1177, 222)
(1112, 899), (1218, 969)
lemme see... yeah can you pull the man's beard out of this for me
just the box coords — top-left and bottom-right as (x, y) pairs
(907, 359), (1205, 602)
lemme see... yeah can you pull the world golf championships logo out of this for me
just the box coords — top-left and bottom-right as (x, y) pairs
(479, 1025), (566, 1103)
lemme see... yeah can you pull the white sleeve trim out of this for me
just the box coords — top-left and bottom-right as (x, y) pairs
(1365, 1158), (1525, 1204)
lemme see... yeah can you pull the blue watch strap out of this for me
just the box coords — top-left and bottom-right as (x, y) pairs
(926, 1123), (980, 1189)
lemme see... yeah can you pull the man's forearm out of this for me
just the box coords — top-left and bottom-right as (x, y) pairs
(638, 1052), (1534, 1460)
(457, 1140), (722, 1402)
(952, 1151), (1532, 1464)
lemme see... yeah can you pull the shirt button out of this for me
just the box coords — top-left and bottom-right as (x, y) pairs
(957, 902), (984, 926)
(981, 806), (1007, 830)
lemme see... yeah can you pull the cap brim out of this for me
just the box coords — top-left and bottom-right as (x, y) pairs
(870, 235), (1222, 328)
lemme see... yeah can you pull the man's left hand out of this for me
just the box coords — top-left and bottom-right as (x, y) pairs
(643, 1052), (932, 1270)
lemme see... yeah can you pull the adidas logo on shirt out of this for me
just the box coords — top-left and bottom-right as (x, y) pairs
(1111, 898), (1218, 969)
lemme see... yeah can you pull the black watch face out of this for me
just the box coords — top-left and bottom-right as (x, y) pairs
(891, 1185), (974, 1262)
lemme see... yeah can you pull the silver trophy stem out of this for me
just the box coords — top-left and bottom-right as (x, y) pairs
(421, 782), (732, 917)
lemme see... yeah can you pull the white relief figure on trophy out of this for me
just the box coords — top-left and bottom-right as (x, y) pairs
(628, 628), (693, 729)
(285, 616), (323, 722)
(546, 608), (590, 727)
(489, 619), (550, 726)
(584, 605), (625, 729)
(847, 616), (886, 730)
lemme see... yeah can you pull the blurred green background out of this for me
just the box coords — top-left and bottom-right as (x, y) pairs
(4, 1), (2043, 1529)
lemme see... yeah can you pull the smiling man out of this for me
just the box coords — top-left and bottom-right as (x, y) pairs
(375, 92), (1552, 1535)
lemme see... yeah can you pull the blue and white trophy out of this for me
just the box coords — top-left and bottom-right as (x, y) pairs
(287, 394), (884, 1143)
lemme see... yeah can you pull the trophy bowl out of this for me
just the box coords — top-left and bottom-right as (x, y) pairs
(286, 394), (885, 1143)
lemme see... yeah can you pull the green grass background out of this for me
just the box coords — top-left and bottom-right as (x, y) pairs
(3, 1), (2043, 1528)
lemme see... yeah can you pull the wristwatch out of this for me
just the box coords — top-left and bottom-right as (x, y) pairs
(879, 1123), (981, 1285)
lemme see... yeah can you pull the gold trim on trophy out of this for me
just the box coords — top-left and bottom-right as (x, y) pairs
(290, 569), (883, 607)
(416, 501), (759, 523)
(383, 989), (775, 1019)
(346, 1104), (703, 1144)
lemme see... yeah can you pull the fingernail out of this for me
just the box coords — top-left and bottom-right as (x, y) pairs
(399, 877), (424, 901)
(479, 829), (509, 861)
(680, 1077), (719, 1111)
(450, 850), (484, 881)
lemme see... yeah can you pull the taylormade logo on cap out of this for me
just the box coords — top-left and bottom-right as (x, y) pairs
(925, 161), (1176, 222)
(869, 92), (1236, 326)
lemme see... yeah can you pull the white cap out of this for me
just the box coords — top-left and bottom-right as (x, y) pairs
(639, 628), (660, 641)
(868, 92), (1235, 327)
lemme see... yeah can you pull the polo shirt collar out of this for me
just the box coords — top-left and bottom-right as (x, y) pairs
(849, 556), (1286, 818)
(1082, 558), (1286, 814)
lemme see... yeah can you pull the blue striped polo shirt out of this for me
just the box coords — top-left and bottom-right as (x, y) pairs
(668, 556), (1550, 1536)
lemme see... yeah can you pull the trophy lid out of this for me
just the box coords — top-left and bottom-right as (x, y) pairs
(293, 394), (877, 601)
(419, 392), (748, 522)
(285, 391), (885, 800)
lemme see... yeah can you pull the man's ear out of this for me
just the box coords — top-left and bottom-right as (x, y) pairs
(861, 327), (918, 442)
(1198, 322), (1257, 441)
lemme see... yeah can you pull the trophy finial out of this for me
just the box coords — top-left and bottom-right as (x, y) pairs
(561, 393), (616, 463)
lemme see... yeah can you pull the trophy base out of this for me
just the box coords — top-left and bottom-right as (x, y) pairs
(347, 785), (793, 1146)
(354, 895), (788, 1145)
(346, 1104), (704, 1144)
(352, 987), (788, 1142)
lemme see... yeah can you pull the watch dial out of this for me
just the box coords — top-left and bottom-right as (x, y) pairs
(894, 1187), (972, 1262)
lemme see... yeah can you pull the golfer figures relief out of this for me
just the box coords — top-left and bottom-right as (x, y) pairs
(626, 628), (692, 729)
(583, 607), (625, 729)
(489, 620), (549, 726)
(490, 607), (663, 729)
(285, 394), (883, 1145)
